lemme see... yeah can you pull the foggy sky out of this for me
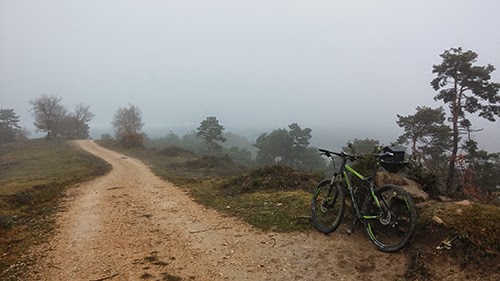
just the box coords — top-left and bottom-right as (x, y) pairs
(1, 0), (499, 150)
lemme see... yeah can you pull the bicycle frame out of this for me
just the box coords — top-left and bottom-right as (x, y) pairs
(329, 157), (383, 230)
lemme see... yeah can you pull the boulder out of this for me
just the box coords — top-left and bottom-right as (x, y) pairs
(374, 172), (430, 201)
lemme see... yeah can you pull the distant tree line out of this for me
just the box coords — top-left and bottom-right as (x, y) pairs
(107, 47), (500, 201)
(4, 47), (498, 201)
(1, 95), (95, 144)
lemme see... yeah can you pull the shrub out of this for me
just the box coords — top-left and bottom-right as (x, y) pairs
(161, 146), (195, 157)
(220, 165), (321, 195)
(405, 155), (444, 197)
(120, 133), (144, 148)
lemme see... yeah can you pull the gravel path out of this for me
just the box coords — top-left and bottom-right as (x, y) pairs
(28, 140), (408, 280)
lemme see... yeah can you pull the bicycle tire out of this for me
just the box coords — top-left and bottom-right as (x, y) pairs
(362, 184), (416, 252)
(311, 179), (345, 234)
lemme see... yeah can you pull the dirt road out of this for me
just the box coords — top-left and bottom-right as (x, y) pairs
(28, 140), (408, 280)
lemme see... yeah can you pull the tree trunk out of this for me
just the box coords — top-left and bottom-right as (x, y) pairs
(447, 127), (459, 195)
(447, 79), (461, 196)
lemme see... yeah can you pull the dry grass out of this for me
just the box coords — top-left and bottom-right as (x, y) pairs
(418, 202), (500, 254)
(0, 139), (111, 279)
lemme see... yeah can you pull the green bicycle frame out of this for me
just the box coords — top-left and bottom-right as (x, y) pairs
(340, 164), (383, 220)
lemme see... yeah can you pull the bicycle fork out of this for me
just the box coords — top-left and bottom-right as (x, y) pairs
(346, 185), (361, 235)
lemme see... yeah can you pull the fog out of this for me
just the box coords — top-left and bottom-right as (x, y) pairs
(1, 0), (499, 151)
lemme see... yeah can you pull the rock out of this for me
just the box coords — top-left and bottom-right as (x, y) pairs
(437, 195), (453, 202)
(432, 215), (445, 224)
(374, 172), (430, 201)
(374, 172), (407, 187)
(454, 200), (472, 206)
(402, 178), (430, 201)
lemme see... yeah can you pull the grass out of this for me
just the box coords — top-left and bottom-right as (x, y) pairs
(417, 202), (500, 254)
(0, 139), (110, 195)
(97, 141), (500, 279)
(97, 141), (319, 232)
(97, 142), (500, 246)
(404, 202), (500, 280)
(0, 139), (111, 280)
(97, 141), (246, 184)
(188, 179), (313, 232)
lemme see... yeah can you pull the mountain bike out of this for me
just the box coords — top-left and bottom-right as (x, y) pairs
(311, 148), (416, 252)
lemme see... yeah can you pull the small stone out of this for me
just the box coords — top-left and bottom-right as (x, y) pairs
(454, 200), (472, 206)
(437, 195), (453, 202)
(432, 215), (445, 224)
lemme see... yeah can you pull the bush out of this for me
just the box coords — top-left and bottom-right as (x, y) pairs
(220, 165), (321, 195)
(120, 133), (144, 148)
(405, 155), (444, 197)
(161, 146), (195, 157)
(101, 133), (114, 141)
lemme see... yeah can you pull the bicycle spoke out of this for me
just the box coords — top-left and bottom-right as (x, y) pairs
(363, 185), (416, 252)
(311, 180), (345, 234)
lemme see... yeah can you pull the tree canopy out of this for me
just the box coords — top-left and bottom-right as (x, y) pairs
(29, 95), (66, 139)
(254, 123), (323, 170)
(397, 106), (451, 166)
(196, 116), (227, 153)
(28, 95), (94, 140)
(111, 104), (144, 138)
(0, 108), (22, 144)
(342, 138), (380, 156)
(431, 47), (500, 193)
(73, 103), (94, 139)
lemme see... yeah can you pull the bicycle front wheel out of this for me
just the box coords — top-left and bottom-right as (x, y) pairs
(311, 179), (345, 234)
(362, 185), (416, 252)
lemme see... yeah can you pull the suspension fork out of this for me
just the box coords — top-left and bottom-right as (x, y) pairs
(324, 172), (341, 206)
(343, 171), (362, 234)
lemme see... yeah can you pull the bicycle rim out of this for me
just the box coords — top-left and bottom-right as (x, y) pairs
(363, 185), (416, 252)
(311, 180), (345, 234)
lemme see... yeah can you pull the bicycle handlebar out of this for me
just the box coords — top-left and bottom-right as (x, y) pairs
(318, 148), (360, 161)
(318, 148), (394, 161)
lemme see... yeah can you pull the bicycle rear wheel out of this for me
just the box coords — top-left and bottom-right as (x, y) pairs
(311, 179), (345, 234)
(362, 185), (416, 252)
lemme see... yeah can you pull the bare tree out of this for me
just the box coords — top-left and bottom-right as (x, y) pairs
(73, 103), (94, 139)
(111, 104), (144, 138)
(29, 95), (66, 139)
